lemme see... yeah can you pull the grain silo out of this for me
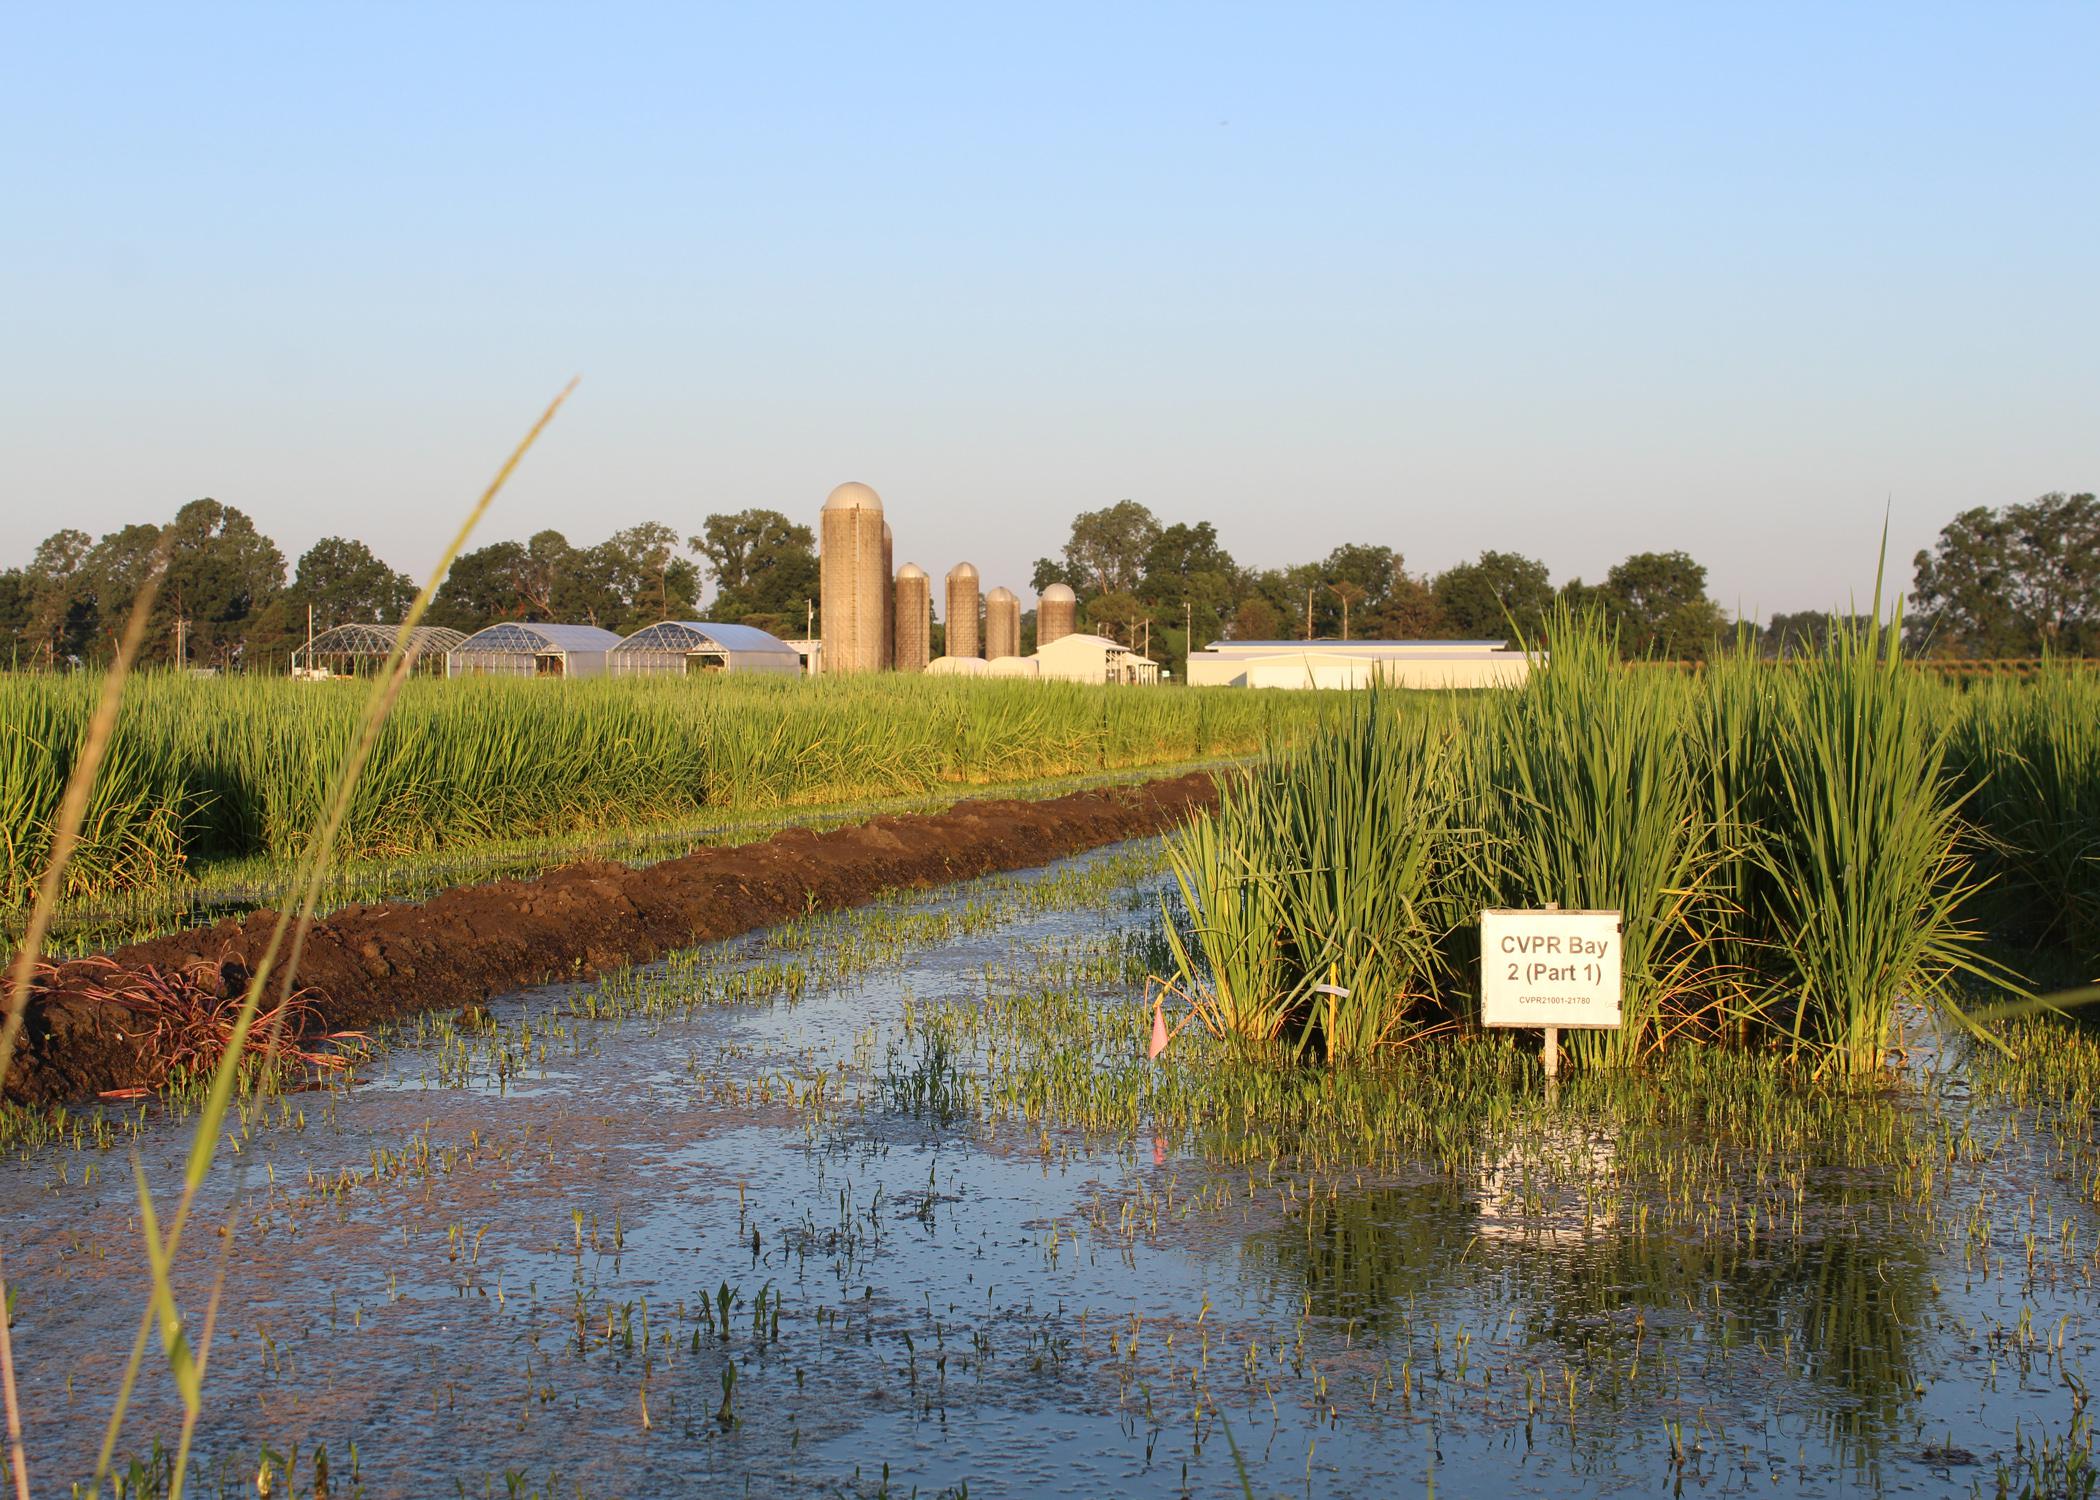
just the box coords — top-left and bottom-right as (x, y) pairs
(894, 564), (931, 671)
(820, 482), (887, 674)
(945, 562), (981, 659)
(1038, 583), (1078, 646)
(881, 521), (895, 669)
(985, 587), (1021, 660)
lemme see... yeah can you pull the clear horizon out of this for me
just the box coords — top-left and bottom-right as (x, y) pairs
(3, 4), (2094, 616)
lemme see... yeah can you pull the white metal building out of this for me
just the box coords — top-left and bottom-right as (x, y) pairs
(610, 621), (803, 676)
(1185, 639), (1534, 690)
(445, 622), (622, 679)
(1032, 632), (1160, 686)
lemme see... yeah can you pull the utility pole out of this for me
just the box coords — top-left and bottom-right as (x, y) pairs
(1305, 588), (1313, 642)
(1329, 582), (1365, 643)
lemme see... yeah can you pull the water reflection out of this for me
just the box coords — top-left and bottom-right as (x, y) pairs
(1237, 1136), (1930, 1465)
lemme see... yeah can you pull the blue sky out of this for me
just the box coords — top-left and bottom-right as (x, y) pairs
(3, 3), (2094, 615)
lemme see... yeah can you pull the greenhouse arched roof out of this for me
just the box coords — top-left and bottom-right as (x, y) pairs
(614, 621), (802, 658)
(301, 623), (467, 657)
(451, 622), (623, 654)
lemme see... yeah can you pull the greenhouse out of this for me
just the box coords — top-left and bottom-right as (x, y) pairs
(609, 621), (803, 677)
(445, 622), (621, 679)
(289, 623), (465, 677)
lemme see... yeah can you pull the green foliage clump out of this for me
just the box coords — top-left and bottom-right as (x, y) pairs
(1163, 610), (2094, 1079)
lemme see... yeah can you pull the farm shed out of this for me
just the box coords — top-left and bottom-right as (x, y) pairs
(610, 621), (803, 677)
(291, 623), (464, 678)
(1031, 633), (1159, 686)
(445, 622), (621, 679)
(1184, 639), (1534, 690)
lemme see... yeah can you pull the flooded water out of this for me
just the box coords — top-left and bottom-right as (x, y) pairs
(2, 842), (2094, 1497)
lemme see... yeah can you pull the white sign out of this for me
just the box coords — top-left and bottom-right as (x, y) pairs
(1480, 909), (1623, 1030)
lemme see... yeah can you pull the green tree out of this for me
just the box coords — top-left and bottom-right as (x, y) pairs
(430, 540), (532, 631)
(1758, 610), (1864, 658)
(549, 525), (698, 632)
(1433, 550), (1553, 642)
(1364, 574), (1449, 639)
(1058, 501), (1161, 599)
(1138, 521), (1239, 676)
(596, 522), (699, 627)
(79, 523), (166, 662)
(20, 529), (96, 666)
(0, 569), (31, 664)
(1083, 589), (1148, 648)
(1596, 550), (1727, 661)
(1245, 563), (1326, 639)
(155, 499), (286, 667)
(1265, 544), (1446, 639)
(289, 537), (416, 627)
(1030, 556), (1079, 595)
(690, 509), (819, 622)
(1228, 595), (1282, 641)
(1909, 492), (2100, 657)
(518, 530), (576, 619)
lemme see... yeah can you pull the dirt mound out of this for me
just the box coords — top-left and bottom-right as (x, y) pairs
(6, 772), (1217, 1105)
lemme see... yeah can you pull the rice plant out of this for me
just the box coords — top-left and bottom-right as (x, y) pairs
(1157, 599), (2047, 1078)
(1949, 661), (2100, 970)
(1163, 693), (1469, 1060)
(1477, 610), (1714, 1067)
(1749, 607), (2010, 1076)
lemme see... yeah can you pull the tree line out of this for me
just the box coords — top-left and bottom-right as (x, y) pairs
(1033, 492), (2099, 676)
(0, 491), (2090, 672)
(0, 505), (819, 670)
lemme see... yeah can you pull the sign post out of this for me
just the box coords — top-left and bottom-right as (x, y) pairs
(1480, 905), (1622, 1081)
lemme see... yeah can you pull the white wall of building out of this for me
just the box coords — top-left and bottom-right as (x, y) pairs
(1187, 642), (1534, 690)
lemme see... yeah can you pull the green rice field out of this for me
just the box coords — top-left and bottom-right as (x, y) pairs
(0, 673), (1338, 910)
(3, 618), (2099, 1497)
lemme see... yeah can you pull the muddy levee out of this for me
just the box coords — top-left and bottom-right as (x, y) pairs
(7, 771), (1218, 1104)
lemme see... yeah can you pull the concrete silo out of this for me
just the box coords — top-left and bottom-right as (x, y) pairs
(820, 482), (887, 674)
(1038, 583), (1078, 647)
(945, 562), (981, 659)
(985, 587), (1021, 660)
(881, 521), (895, 669)
(894, 564), (931, 672)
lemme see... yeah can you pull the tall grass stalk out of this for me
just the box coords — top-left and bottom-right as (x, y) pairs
(0, 532), (168, 1500)
(88, 381), (576, 1498)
